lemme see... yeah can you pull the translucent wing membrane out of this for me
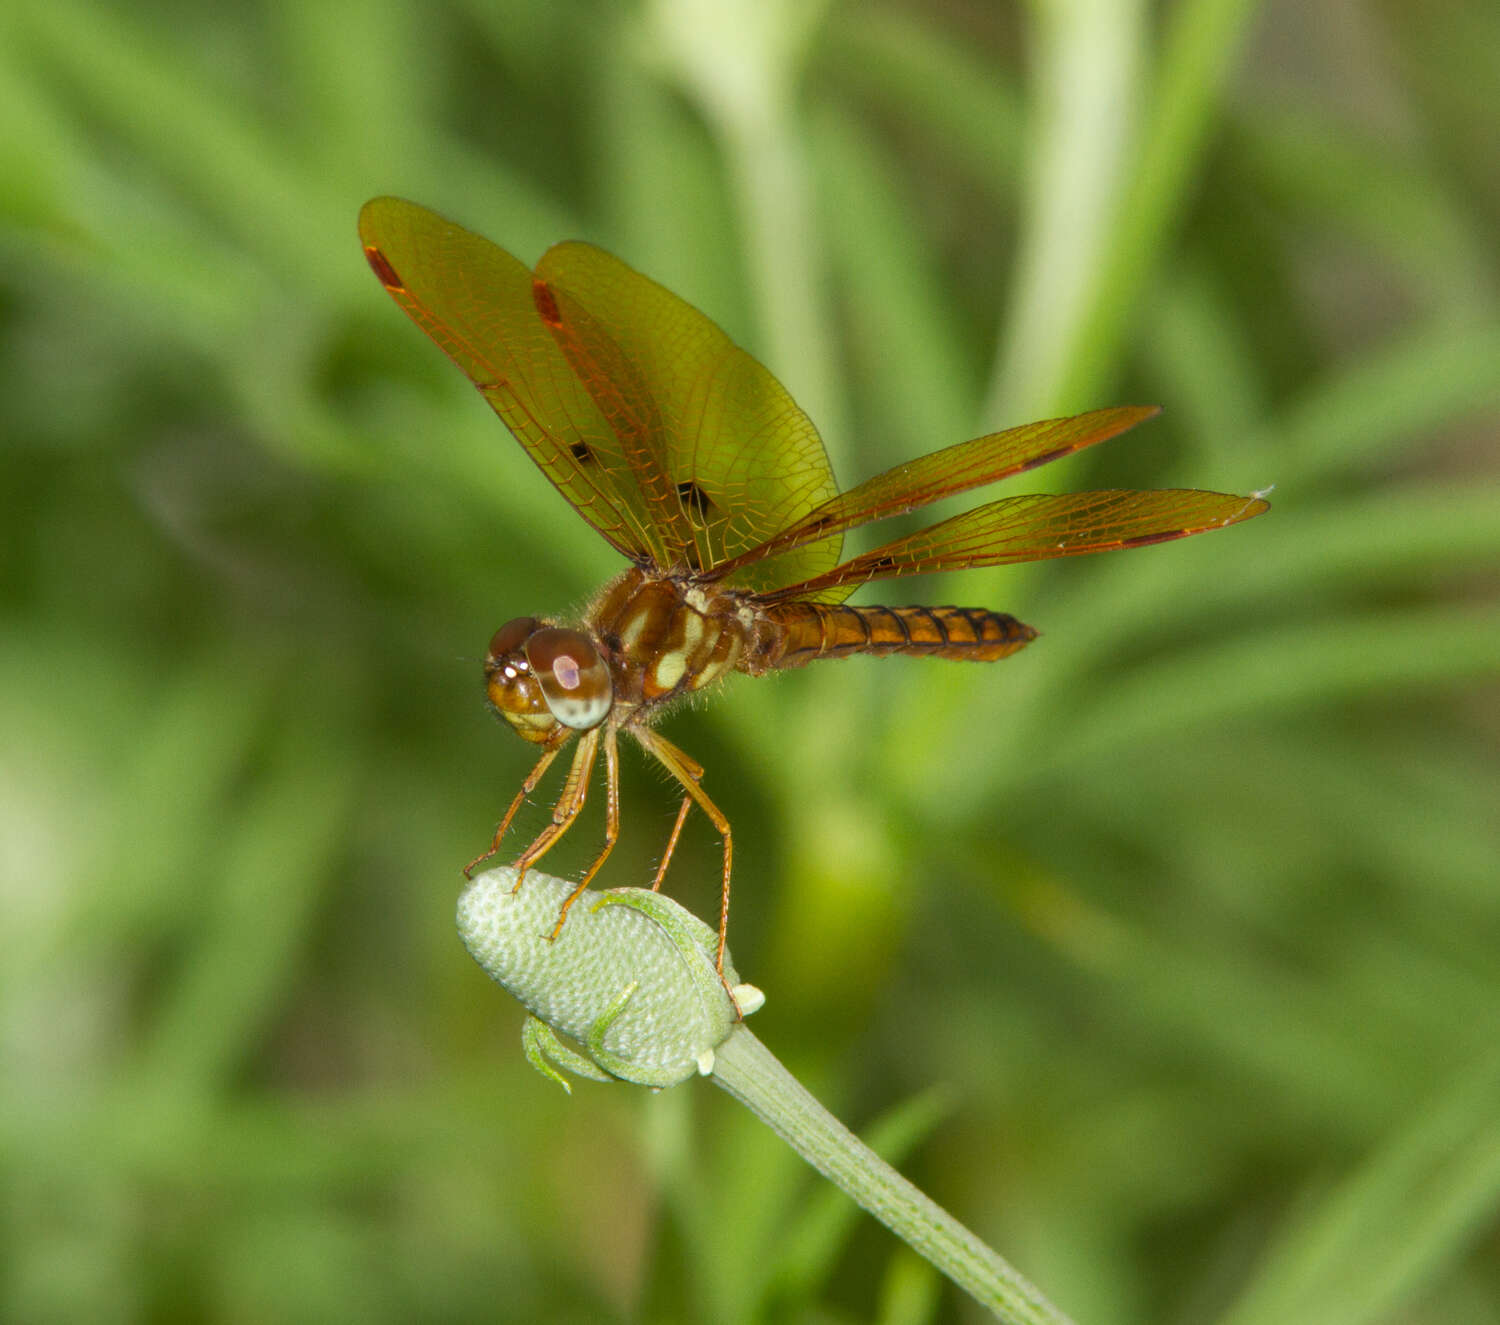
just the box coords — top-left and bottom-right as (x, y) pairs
(711, 405), (1159, 589)
(359, 198), (842, 580)
(760, 488), (1272, 604)
(536, 242), (841, 585)
(528, 277), (695, 562)
(359, 197), (665, 562)
(360, 199), (1269, 604)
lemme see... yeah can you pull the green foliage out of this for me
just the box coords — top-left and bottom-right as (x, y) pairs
(1, 0), (1496, 1320)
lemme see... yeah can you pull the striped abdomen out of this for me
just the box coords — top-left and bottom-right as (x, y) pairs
(756, 602), (1036, 670)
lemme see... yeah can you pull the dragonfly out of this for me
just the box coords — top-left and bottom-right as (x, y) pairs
(359, 196), (1269, 975)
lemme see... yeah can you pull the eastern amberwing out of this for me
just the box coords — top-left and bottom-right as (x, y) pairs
(360, 197), (1268, 972)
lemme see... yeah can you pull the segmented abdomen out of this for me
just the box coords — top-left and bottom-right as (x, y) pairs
(757, 602), (1036, 670)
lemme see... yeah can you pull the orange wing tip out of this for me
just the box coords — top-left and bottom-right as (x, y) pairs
(1167, 490), (1273, 542)
(1232, 490), (1274, 522)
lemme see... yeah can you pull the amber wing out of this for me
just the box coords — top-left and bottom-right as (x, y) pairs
(534, 242), (843, 587)
(709, 405), (1161, 591)
(360, 199), (1269, 604)
(699, 402), (1269, 604)
(360, 197), (667, 562)
(759, 487), (1270, 604)
(359, 198), (843, 586)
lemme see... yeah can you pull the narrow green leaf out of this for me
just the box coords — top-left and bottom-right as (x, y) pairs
(1221, 1049), (1500, 1325)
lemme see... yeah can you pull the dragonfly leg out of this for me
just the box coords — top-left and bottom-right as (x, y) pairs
(651, 794), (693, 892)
(513, 728), (601, 892)
(549, 728), (621, 939)
(464, 744), (562, 878)
(634, 727), (733, 977)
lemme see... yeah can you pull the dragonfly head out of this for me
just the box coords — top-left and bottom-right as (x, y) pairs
(484, 618), (613, 742)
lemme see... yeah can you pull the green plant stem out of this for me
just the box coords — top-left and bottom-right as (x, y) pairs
(986, 0), (1147, 422)
(1053, 0), (1262, 407)
(645, 0), (844, 449)
(711, 1026), (1075, 1325)
(458, 868), (1072, 1320)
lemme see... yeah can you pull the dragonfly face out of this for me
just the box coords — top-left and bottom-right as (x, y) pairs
(359, 196), (1270, 976)
(484, 618), (613, 744)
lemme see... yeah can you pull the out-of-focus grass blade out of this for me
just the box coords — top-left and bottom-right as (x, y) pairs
(644, 1085), (843, 1324)
(593, 18), (744, 330)
(1142, 259), (1270, 455)
(1243, 322), (1500, 486)
(1055, 0), (1264, 407)
(819, 5), (1023, 200)
(77, 644), (277, 945)
(1382, 3), (1500, 217)
(985, 0), (1147, 422)
(1238, 104), (1496, 324)
(877, 1246), (942, 1325)
(0, 41), (80, 229)
(135, 710), (358, 1094)
(1044, 605), (1500, 776)
(272, 0), (422, 180)
(1019, 892), (1418, 1137)
(15, 0), (326, 278)
(1085, 726), (1500, 918)
(811, 103), (975, 457)
(1218, 482), (1500, 598)
(647, 0), (843, 450)
(1218, 1047), (1500, 1325)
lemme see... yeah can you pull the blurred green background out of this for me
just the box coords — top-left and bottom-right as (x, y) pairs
(3, 0), (1498, 1321)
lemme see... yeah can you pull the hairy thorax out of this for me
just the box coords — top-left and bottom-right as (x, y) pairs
(586, 568), (768, 725)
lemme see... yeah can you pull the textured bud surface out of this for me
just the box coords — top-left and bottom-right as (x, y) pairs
(457, 867), (747, 1087)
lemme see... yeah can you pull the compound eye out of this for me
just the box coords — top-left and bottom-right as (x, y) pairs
(525, 628), (612, 730)
(489, 617), (539, 660)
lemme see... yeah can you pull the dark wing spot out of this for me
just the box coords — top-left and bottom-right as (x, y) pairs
(867, 554), (899, 574)
(1019, 444), (1073, 473)
(1120, 530), (1180, 549)
(364, 246), (405, 291)
(532, 280), (562, 326)
(570, 442), (594, 464)
(677, 480), (715, 517)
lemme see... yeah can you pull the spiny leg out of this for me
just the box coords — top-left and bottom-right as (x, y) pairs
(513, 728), (601, 892)
(648, 741), (707, 894)
(634, 727), (734, 977)
(464, 744), (562, 878)
(549, 727), (622, 939)
(652, 794), (693, 892)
